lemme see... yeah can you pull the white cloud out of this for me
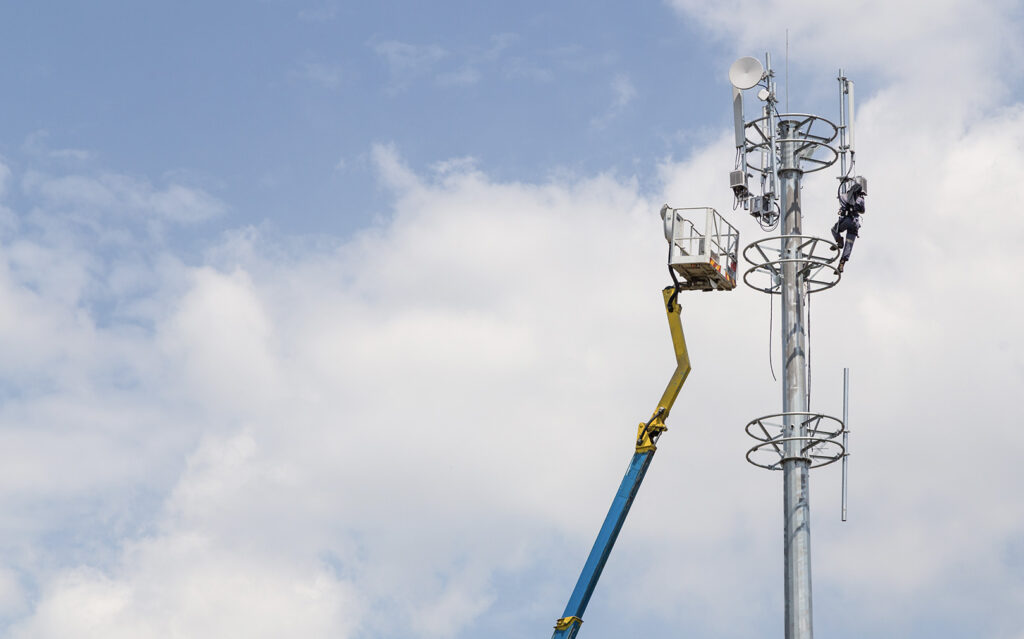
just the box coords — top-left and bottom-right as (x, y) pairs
(591, 73), (637, 129)
(2, 3), (1024, 638)
(373, 40), (448, 91)
(436, 67), (481, 86)
(21, 130), (96, 163)
(0, 159), (12, 201)
(296, 59), (347, 89)
(668, 0), (1023, 112)
(0, 568), (27, 620)
(10, 532), (363, 639)
(373, 41), (447, 72)
(21, 171), (225, 226)
(8, 95), (1024, 635)
(298, 1), (339, 22)
(0, 146), (668, 637)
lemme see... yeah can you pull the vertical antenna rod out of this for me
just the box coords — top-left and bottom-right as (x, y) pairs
(837, 70), (847, 179)
(842, 368), (850, 522)
(837, 71), (856, 181)
(786, 30), (790, 113)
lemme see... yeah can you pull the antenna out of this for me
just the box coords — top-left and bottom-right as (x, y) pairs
(842, 368), (850, 522)
(728, 55), (780, 228)
(729, 56), (764, 90)
(732, 87), (746, 149)
(847, 80), (856, 155)
(731, 51), (861, 639)
(837, 71), (856, 182)
(729, 57), (763, 206)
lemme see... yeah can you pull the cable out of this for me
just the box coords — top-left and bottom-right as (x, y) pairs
(768, 283), (777, 382)
(806, 285), (812, 408)
(837, 159), (856, 201)
(757, 200), (781, 233)
(836, 175), (849, 200)
(666, 266), (681, 312)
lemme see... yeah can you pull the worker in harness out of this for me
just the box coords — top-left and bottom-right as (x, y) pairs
(830, 175), (867, 274)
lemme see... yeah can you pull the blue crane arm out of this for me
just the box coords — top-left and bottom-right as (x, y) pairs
(551, 449), (656, 639)
(551, 287), (691, 639)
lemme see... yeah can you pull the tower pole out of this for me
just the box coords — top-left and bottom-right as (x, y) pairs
(778, 120), (813, 639)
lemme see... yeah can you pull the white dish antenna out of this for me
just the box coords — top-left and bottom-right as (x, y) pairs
(729, 56), (764, 90)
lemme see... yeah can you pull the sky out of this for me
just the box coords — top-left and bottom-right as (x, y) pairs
(0, 1), (1022, 638)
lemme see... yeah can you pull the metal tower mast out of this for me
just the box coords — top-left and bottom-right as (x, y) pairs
(778, 119), (813, 638)
(730, 55), (857, 639)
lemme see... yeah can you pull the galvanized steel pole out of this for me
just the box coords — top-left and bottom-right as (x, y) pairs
(779, 120), (814, 639)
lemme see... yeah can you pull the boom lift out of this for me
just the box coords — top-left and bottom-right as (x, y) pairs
(549, 206), (737, 638)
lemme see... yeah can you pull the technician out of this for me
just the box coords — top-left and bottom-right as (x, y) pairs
(830, 176), (867, 273)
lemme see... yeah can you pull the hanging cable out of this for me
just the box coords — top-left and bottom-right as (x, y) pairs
(837, 158), (856, 202)
(666, 266), (681, 312)
(758, 200), (781, 233)
(768, 280), (777, 382)
(805, 283), (812, 408)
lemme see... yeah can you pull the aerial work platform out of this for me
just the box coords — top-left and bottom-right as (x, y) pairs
(660, 205), (739, 291)
(549, 204), (738, 639)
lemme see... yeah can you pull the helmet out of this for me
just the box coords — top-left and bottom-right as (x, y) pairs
(852, 175), (868, 196)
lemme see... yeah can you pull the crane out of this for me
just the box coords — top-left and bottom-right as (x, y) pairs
(549, 206), (738, 638)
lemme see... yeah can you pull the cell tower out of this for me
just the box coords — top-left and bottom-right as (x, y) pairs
(729, 54), (858, 638)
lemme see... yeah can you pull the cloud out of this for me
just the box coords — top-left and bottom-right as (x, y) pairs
(432, 33), (519, 87)
(8, 73), (1024, 636)
(298, 1), (339, 22)
(7, 98), (1020, 635)
(9, 499), (365, 638)
(2, 3), (1024, 638)
(0, 146), (669, 637)
(295, 59), (348, 89)
(591, 73), (637, 129)
(370, 33), (605, 92)
(367, 33), (623, 93)
(485, 33), (519, 60)
(436, 67), (481, 86)
(505, 56), (554, 83)
(668, 0), (1024, 112)
(372, 40), (448, 92)
(21, 130), (96, 163)
(21, 171), (225, 226)
(0, 159), (12, 201)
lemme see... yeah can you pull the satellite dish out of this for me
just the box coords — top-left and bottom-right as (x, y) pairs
(729, 56), (764, 90)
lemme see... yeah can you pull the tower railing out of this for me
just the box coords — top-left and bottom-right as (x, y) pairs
(742, 235), (841, 294)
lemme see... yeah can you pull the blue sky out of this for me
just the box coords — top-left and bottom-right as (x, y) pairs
(0, 1), (1022, 638)
(0, 1), (731, 237)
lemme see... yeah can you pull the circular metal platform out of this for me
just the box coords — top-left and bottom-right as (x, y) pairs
(744, 411), (845, 470)
(742, 235), (841, 294)
(744, 113), (839, 174)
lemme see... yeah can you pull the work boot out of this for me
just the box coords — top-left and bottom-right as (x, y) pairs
(831, 238), (844, 251)
(838, 259), (847, 274)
